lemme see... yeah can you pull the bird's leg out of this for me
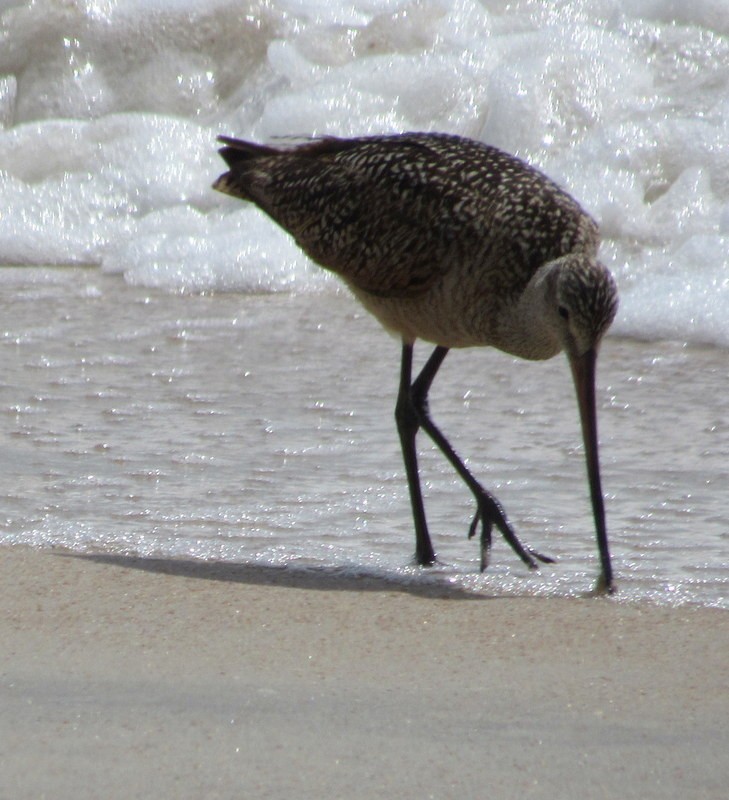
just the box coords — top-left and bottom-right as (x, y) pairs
(409, 347), (553, 572)
(395, 342), (437, 566)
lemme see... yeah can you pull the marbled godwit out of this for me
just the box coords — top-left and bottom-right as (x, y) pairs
(214, 132), (619, 592)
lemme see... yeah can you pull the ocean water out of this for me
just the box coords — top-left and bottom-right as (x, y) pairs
(0, 0), (727, 607)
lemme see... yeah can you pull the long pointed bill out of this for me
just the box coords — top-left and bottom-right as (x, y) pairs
(569, 347), (614, 594)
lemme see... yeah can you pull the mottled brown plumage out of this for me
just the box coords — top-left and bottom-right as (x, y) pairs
(214, 132), (619, 592)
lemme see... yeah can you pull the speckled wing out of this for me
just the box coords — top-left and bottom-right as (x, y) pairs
(215, 133), (599, 299)
(216, 135), (459, 297)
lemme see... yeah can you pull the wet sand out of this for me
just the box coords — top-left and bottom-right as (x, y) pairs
(2, 544), (727, 799)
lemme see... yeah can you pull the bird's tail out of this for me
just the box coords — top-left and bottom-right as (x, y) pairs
(212, 136), (279, 199)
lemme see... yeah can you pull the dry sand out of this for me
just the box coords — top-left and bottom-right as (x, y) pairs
(1, 545), (726, 799)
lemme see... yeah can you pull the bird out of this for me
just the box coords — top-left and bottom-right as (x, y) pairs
(213, 131), (619, 593)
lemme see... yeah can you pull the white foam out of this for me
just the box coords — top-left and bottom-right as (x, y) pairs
(105, 205), (326, 293)
(1, 0), (729, 344)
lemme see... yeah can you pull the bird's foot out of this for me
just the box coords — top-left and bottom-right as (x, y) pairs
(529, 548), (557, 565)
(414, 545), (438, 568)
(468, 495), (554, 572)
(467, 510), (492, 572)
(591, 572), (616, 596)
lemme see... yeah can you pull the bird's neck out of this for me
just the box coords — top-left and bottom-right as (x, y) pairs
(495, 262), (562, 361)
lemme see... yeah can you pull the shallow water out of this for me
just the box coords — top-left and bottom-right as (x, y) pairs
(1, 1), (728, 606)
(1, 267), (726, 607)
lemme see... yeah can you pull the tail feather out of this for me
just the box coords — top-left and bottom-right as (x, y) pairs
(213, 136), (277, 199)
(212, 169), (244, 198)
(216, 136), (280, 168)
(212, 134), (347, 199)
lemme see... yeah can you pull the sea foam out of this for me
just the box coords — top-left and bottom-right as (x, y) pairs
(1, 0), (728, 346)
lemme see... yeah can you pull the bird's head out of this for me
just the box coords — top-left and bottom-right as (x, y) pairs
(553, 254), (619, 359)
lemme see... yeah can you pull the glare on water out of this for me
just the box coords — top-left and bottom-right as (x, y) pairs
(0, 1), (728, 606)
(0, 269), (726, 608)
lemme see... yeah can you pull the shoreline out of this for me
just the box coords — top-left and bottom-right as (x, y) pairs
(2, 544), (727, 799)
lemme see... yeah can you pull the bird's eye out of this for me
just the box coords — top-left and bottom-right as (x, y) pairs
(558, 306), (569, 320)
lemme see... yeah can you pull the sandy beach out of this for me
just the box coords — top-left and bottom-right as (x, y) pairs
(1, 544), (726, 799)
(2, 0), (729, 796)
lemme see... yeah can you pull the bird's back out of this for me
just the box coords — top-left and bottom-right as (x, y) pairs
(215, 133), (597, 295)
(214, 133), (602, 349)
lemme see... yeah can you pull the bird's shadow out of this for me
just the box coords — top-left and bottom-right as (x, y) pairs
(57, 550), (504, 602)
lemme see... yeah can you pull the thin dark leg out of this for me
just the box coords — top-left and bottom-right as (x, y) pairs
(410, 345), (450, 402)
(395, 342), (436, 565)
(399, 344), (553, 572)
(416, 407), (545, 571)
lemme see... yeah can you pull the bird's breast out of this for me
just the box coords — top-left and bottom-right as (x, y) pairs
(349, 267), (563, 362)
(347, 268), (501, 348)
